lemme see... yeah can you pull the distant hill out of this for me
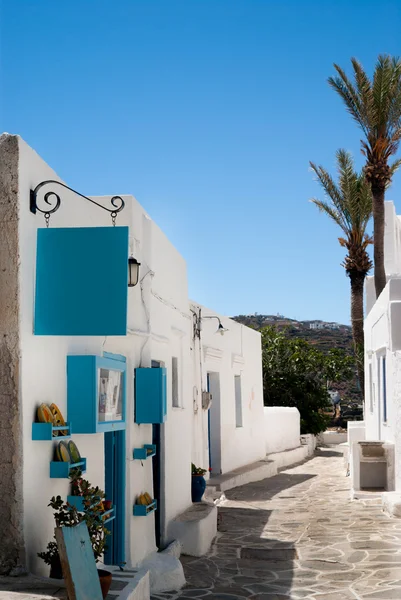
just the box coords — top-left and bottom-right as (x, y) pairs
(232, 314), (361, 405)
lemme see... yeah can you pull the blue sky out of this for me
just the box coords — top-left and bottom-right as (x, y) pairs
(1, 0), (401, 324)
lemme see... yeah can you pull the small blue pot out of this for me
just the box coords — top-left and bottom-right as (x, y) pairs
(191, 475), (206, 502)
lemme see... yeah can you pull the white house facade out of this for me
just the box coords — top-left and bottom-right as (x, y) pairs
(0, 134), (271, 580)
(350, 201), (401, 500)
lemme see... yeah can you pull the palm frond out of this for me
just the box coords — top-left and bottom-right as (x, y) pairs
(309, 151), (373, 275)
(328, 64), (369, 136)
(309, 161), (349, 232)
(372, 55), (394, 134)
(388, 157), (401, 184)
(351, 58), (374, 130)
(330, 55), (401, 174)
(310, 198), (345, 229)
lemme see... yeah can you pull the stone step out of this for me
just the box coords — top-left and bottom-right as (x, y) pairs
(207, 446), (309, 493)
(169, 502), (218, 557)
(207, 458), (277, 492)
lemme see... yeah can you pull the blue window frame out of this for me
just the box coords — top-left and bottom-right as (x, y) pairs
(382, 356), (387, 422)
(369, 363), (373, 413)
(67, 354), (127, 433)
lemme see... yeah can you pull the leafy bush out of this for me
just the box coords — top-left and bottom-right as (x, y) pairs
(38, 471), (110, 575)
(261, 326), (353, 435)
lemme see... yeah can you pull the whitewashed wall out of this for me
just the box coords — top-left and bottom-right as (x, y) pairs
(364, 201), (401, 492)
(18, 138), (193, 573)
(264, 407), (300, 454)
(191, 304), (265, 475)
(14, 136), (267, 576)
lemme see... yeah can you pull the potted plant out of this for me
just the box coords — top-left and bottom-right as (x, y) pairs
(38, 471), (113, 599)
(191, 463), (207, 502)
(38, 540), (63, 579)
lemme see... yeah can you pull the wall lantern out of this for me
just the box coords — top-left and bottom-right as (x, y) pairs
(128, 256), (141, 287)
(202, 315), (229, 336)
(191, 309), (229, 339)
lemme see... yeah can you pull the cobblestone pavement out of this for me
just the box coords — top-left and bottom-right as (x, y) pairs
(153, 446), (401, 600)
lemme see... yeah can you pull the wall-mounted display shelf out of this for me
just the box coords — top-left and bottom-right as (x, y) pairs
(68, 353), (126, 433)
(32, 422), (72, 440)
(135, 367), (167, 424)
(133, 444), (156, 460)
(102, 507), (116, 525)
(66, 496), (116, 525)
(50, 458), (87, 478)
(133, 500), (157, 516)
(66, 495), (99, 511)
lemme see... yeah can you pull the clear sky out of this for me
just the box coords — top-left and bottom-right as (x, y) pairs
(1, 0), (401, 324)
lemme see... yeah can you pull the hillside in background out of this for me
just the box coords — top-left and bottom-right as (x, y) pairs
(232, 314), (362, 405)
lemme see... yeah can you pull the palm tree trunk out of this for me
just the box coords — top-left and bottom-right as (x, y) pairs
(350, 271), (366, 398)
(372, 186), (386, 298)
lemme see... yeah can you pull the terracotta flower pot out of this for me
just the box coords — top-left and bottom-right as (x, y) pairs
(98, 568), (113, 599)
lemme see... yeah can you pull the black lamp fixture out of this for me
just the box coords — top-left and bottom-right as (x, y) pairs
(128, 256), (141, 287)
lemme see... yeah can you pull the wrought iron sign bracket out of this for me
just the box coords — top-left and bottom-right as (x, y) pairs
(30, 180), (125, 227)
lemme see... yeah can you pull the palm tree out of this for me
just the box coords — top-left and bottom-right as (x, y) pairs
(310, 149), (372, 395)
(328, 55), (401, 299)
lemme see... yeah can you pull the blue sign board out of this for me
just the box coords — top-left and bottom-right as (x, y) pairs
(34, 226), (129, 335)
(55, 522), (103, 600)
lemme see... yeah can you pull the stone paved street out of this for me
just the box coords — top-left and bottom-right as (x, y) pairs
(154, 447), (401, 600)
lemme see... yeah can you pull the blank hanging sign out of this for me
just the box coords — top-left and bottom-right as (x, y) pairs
(34, 226), (129, 335)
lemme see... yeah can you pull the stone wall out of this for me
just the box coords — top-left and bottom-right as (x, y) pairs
(0, 134), (24, 574)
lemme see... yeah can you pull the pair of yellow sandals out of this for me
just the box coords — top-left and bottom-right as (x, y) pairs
(37, 402), (67, 436)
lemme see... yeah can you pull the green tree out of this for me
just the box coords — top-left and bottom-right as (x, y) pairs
(310, 150), (372, 395)
(262, 326), (354, 435)
(328, 55), (401, 298)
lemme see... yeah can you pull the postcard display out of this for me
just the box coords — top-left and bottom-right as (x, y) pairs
(67, 354), (127, 433)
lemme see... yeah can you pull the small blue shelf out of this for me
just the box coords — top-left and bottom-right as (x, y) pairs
(133, 444), (156, 460)
(133, 500), (157, 516)
(32, 422), (72, 440)
(102, 507), (116, 525)
(50, 458), (87, 478)
(66, 496), (115, 524)
(67, 495), (102, 511)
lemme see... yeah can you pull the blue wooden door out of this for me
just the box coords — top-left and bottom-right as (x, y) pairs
(104, 430), (126, 566)
(151, 360), (163, 548)
(207, 373), (212, 472)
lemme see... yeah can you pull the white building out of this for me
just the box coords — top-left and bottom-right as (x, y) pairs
(0, 134), (269, 580)
(351, 201), (401, 500)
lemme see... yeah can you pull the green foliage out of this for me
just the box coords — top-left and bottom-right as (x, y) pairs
(310, 149), (373, 275)
(261, 326), (354, 435)
(38, 471), (110, 570)
(192, 463), (207, 476)
(328, 55), (401, 172)
(37, 541), (59, 567)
